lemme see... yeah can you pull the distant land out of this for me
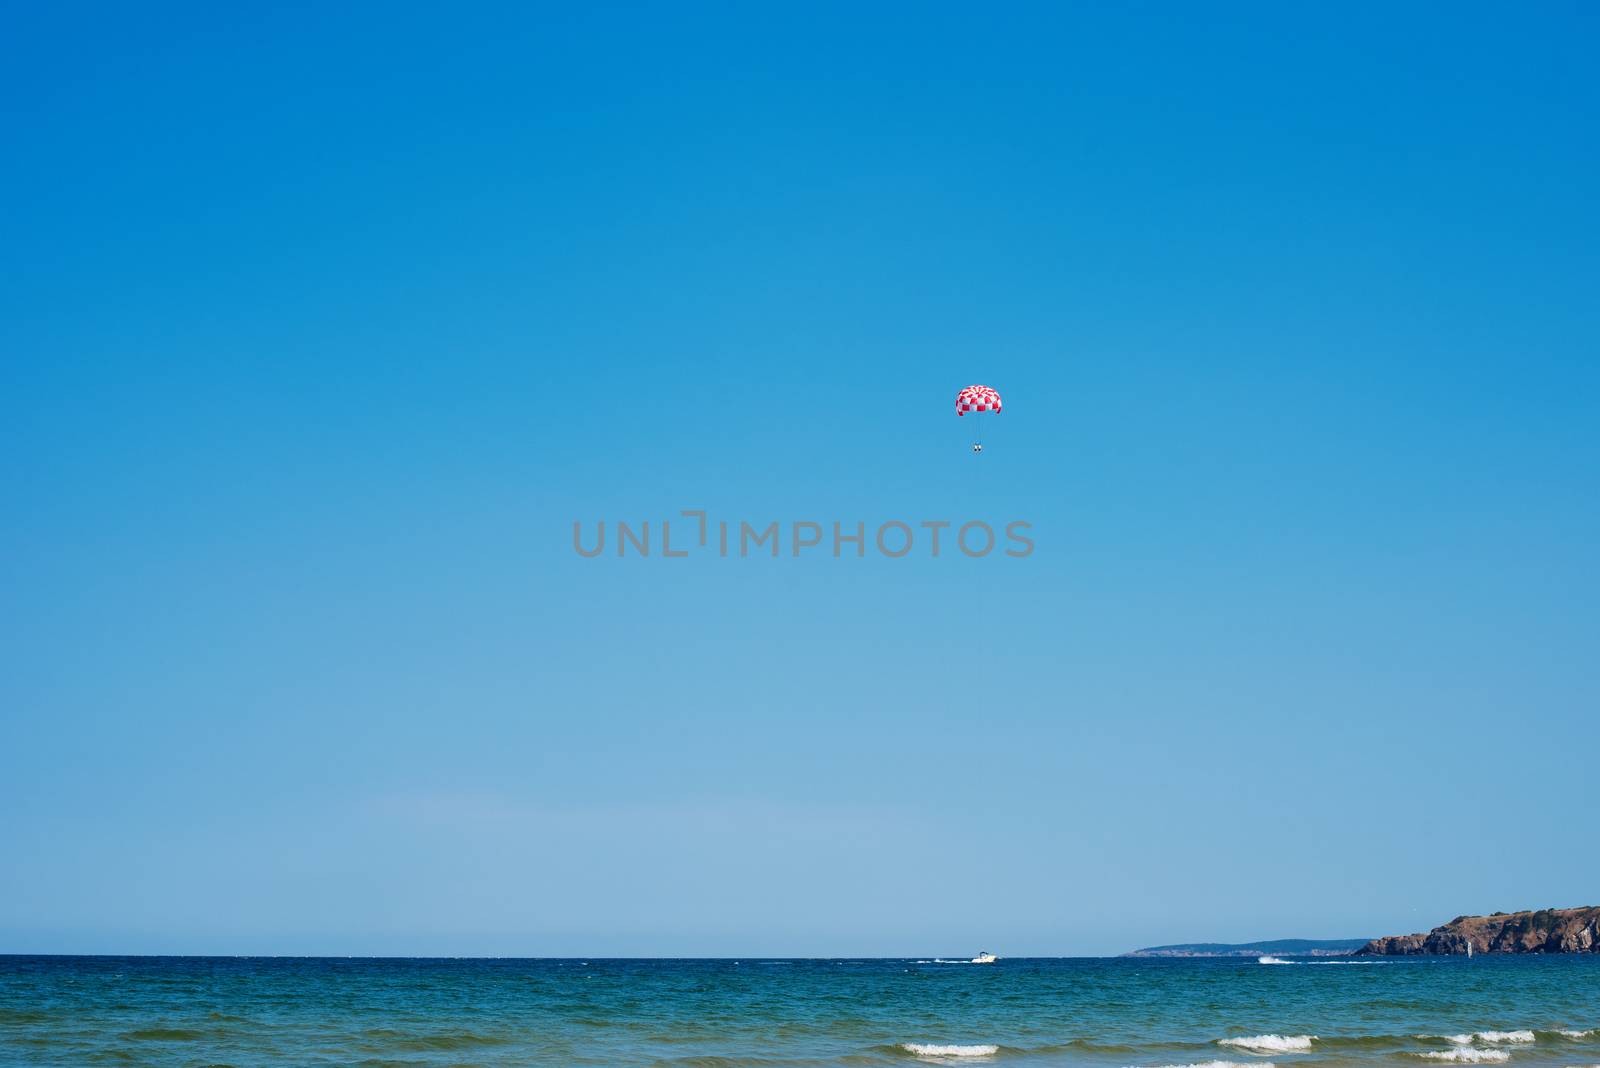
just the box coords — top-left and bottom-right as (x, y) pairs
(1357, 906), (1600, 955)
(1124, 938), (1368, 958)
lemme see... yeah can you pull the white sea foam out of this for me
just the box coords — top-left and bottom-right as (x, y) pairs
(1557, 1031), (1597, 1039)
(1258, 956), (1298, 965)
(1220, 1035), (1316, 1054)
(1138, 1061), (1273, 1068)
(1443, 1033), (1536, 1046)
(1416, 1050), (1512, 1063)
(901, 1043), (1000, 1058)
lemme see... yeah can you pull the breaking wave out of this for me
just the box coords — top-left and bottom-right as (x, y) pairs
(900, 1043), (1000, 1059)
(1416, 1050), (1512, 1063)
(1443, 1034), (1536, 1046)
(1137, 1061), (1273, 1068)
(1220, 1036), (1315, 1054)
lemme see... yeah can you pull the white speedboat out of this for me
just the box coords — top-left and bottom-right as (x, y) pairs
(971, 951), (999, 964)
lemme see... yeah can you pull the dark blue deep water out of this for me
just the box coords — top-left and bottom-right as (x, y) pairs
(2, 955), (1598, 1067)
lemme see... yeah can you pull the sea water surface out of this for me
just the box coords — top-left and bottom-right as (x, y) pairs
(2, 955), (1598, 1067)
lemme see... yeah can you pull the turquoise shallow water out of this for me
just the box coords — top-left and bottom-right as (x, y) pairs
(2, 955), (1597, 1067)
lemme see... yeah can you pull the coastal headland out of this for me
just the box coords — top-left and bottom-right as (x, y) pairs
(1357, 906), (1600, 955)
(1126, 906), (1600, 957)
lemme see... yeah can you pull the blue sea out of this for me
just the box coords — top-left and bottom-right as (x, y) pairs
(2, 955), (1598, 1067)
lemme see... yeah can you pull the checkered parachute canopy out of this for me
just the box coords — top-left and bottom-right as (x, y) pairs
(955, 384), (1002, 415)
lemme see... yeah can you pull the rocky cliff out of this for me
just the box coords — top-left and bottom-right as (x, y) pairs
(1356, 907), (1600, 955)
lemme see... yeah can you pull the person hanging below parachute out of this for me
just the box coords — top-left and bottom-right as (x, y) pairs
(955, 384), (1002, 453)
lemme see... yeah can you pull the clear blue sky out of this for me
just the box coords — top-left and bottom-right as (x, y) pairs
(3, 2), (1596, 957)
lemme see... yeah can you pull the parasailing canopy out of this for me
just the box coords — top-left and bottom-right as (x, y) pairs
(955, 385), (1002, 415)
(956, 384), (1001, 453)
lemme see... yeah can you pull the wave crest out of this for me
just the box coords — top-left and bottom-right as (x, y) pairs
(1416, 1050), (1512, 1063)
(901, 1044), (1000, 1059)
(1138, 1061), (1275, 1068)
(1220, 1036), (1315, 1054)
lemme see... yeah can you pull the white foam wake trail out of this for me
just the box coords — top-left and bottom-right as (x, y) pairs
(902, 1043), (1000, 1059)
(1257, 956), (1298, 965)
(1417, 1050), (1512, 1063)
(1220, 1035), (1316, 1054)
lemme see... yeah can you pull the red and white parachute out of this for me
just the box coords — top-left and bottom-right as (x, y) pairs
(955, 385), (1001, 453)
(955, 384), (1002, 415)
